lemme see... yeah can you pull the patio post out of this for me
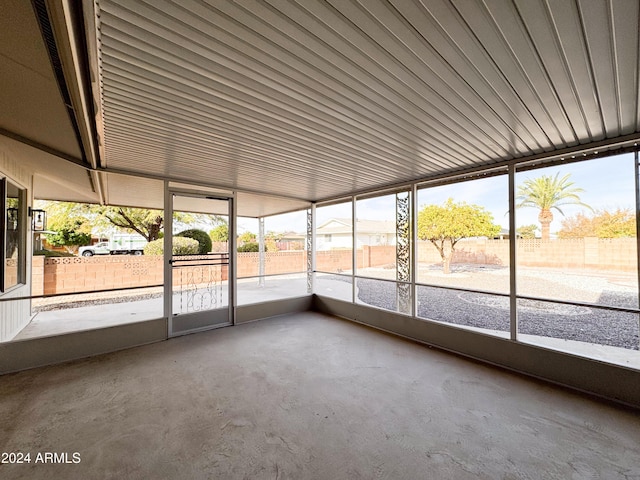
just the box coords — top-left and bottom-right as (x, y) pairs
(396, 191), (411, 315)
(258, 216), (265, 287)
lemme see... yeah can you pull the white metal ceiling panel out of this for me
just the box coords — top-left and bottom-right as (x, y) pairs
(90, 0), (640, 206)
(102, 172), (310, 217)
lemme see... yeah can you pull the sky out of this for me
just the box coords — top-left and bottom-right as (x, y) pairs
(239, 152), (636, 235)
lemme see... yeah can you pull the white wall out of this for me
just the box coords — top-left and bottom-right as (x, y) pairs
(317, 233), (397, 250)
(0, 136), (34, 341)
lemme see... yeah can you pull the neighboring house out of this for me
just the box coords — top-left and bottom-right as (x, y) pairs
(316, 218), (397, 250)
(276, 232), (306, 251)
(493, 228), (511, 240)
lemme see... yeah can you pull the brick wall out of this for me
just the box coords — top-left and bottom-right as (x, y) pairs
(31, 255), (44, 296)
(5, 259), (19, 289)
(235, 251), (306, 277)
(315, 249), (353, 272)
(363, 245), (397, 268)
(40, 256), (164, 294)
(418, 237), (638, 272)
(31, 238), (639, 295)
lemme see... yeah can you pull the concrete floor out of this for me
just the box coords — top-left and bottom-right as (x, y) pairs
(1, 312), (639, 479)
(13, 294), (640, 371)
(13, 275), (315, 341)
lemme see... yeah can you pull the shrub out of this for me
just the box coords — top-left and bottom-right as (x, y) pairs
(144, 239), (162, 256)
(144, 237), (199, 255)
(237, 242), (259, 252)
(177, 229), (212, 254)
(33, 249), (75, 257)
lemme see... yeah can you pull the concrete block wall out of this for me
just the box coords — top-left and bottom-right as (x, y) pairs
(315, 249), (354, 272)
(30, 237), (639, 297)
(262, 251), (306, 276)
(41, 256), (164, 294)
(236, 251), (307, 277)
(418, 238), (638, 272)
(31, 255), (44, 296)
(236, 253), (260, 278)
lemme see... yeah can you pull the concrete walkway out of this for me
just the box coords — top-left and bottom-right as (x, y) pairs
(13, 276), (318, 340)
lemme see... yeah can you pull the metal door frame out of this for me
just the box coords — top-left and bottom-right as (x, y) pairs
(164, 184), (235, 337)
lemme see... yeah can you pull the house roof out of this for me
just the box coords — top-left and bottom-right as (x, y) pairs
(317, 218), (396, 235)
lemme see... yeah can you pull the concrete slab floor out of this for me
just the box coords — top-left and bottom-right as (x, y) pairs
(11, 275), (322, 341)
(0, 312), (639, 479)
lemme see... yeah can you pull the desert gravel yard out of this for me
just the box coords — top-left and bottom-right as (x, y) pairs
(355, 265), (640, 351)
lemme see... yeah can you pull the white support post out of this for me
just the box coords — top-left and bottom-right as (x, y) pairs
(230, 196), (237, 325)
(352, 197), (357, 303)
(258, 216), (265, 288)
(411, 184), (418, 318)
(163, 181), (172, 334)
(508, 164), (518, 341)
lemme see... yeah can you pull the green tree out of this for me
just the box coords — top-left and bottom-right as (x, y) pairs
(45, 222), (92, 254)
(97, 207), (220, 241)
(37, 201), (220, 243)
(516, 224), (538, 239)
(42, 202), (94, 253)
(41, 201), (93, 234)
(559, 208), (636, 238)
(238, 231), (256, 244)
(96, 206), (164, 242)
(210, 223), (229, 242)
(265, 231), (283, 252)
(516, 173), (591, 241)
(417, 198), (501, 274)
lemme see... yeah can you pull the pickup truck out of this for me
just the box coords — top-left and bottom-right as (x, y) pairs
(78, 234), (147, 256)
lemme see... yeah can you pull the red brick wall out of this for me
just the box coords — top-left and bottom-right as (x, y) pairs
(32, 238), (638, 295)
(36, 253), (305, 295)
(41, 256), (164, 294)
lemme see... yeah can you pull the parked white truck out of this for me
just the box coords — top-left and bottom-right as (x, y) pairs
(78, 234), (147, 256)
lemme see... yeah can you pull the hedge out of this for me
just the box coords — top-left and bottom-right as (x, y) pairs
(177, 229), (212, 254)
(237, 242), (259, 252)
(33, 249), (76, 257)
(144, 237), (199, 255)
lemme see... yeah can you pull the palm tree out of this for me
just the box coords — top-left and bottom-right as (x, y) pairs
(516, 172), (591, 241)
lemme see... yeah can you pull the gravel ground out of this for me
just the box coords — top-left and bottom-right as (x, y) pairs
(355, 266), (640, 351)
(32, 288), (163, 312)
(31, 265), (640, 350)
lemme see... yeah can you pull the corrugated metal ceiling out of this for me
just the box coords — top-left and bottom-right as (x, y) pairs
(92, 0), (640, 206)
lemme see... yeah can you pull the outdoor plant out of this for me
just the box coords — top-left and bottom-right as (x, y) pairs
(559, 208), (636, 238)
(237, 242), (259, 252)
(516, 172), (591, 241)
(177, 228), (212, 254)
(45, 228), (92, 254)
(33, 249), (76, 257)
(417, 198), (500, 274)
(210, 223), (229, 242)
(143, 237), (199, 255)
